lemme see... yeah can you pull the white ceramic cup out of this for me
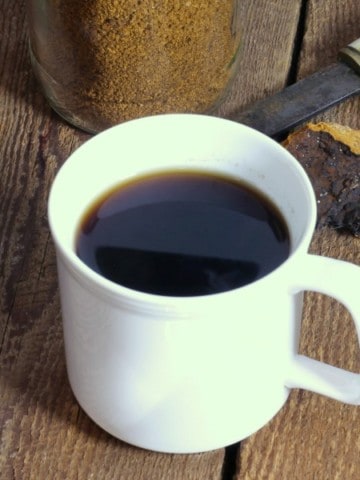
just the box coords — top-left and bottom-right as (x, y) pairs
(48, 114), (360, 454)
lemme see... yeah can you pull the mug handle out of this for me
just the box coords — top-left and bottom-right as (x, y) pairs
(285, 254), (360, 405)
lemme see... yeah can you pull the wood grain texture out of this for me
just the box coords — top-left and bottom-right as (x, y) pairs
(0, 0), (359, 479)
(218, 0), (303, 117)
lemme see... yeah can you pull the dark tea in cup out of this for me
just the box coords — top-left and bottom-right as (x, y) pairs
(76, 170), (290, 296)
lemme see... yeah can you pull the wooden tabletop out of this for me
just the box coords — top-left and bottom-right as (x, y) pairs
(0, 1), (359, 478)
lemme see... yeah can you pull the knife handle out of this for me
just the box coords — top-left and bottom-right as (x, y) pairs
(339, 38), (360, 74)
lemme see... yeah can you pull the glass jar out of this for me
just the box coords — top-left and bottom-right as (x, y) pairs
(27, 1), (242, 133)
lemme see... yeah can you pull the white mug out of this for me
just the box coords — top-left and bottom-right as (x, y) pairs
(48, 114), (360, 454)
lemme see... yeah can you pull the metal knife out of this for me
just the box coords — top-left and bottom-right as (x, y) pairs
(228, 38), (360, 137)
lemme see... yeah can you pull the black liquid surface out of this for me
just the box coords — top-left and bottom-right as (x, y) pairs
(76, 171), (290, 296)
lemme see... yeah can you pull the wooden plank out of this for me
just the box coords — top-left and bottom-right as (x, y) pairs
(0, 2), (224, 479)
(218, 0), (303, 117)
(0, 1), (303, 478)
(236, 1), (360, 478)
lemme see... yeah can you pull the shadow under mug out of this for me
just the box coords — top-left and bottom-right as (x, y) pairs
(48, 114), (360, 453)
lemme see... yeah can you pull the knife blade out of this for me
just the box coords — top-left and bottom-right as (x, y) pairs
(228, 38), (360, 137)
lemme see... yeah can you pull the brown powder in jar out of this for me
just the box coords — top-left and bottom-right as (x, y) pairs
(30, 0), (241, 132)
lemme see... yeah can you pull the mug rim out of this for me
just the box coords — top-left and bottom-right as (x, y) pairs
(48, 113), (317, 310)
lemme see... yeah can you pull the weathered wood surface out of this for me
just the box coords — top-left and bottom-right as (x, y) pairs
(0, 1), (359, 479)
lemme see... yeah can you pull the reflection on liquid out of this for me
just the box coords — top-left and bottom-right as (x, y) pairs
(96, 246), (259, 296)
